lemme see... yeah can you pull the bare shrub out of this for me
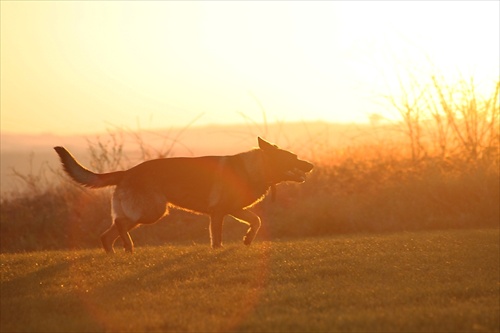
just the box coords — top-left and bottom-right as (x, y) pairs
(385, 73), (499, 162)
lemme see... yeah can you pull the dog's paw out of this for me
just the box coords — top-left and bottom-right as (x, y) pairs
(243, 236), (252, 246)
(123, 245), (134, 254)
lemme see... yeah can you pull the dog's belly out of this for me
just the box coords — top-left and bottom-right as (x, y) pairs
(164, 182), (268, 214)
(165, 185), (213, 213)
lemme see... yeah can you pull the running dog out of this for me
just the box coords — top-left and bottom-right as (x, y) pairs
(54, 137), (313, 253)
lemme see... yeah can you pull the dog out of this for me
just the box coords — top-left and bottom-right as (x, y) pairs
(54, 137), (313, 253)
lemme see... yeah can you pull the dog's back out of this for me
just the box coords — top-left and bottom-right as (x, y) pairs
(113, 151), (269, 214)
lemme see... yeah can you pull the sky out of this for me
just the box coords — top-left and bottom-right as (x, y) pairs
(1, 1), (499, 135)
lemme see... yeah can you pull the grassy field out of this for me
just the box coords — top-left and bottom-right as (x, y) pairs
(1, 229), (498, 332)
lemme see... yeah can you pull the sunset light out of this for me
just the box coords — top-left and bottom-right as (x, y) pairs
(1, 2), (499, 332)
(1, 1), (498, 135)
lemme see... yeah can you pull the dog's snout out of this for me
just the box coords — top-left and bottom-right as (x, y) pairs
(301, 160), (314, 172)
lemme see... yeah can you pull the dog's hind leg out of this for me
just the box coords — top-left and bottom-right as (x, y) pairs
(209, 214), (224, 249)
(100, 224), (120, 253)
(230, 209), (261, 246)
(115, 218), (137, 253)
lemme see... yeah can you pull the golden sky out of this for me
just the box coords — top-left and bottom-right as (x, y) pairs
(1, 1), (499, 135)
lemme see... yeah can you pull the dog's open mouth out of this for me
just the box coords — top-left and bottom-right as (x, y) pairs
(286, 168), (308, 182)
(285, 160), (314, 182)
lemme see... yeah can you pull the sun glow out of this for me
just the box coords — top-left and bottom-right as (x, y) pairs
(1, 1), (498, 134)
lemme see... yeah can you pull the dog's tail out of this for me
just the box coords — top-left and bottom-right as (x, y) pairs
(54, 146), (124, 188)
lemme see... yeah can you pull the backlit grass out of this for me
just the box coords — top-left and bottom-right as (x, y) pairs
(1, 229), (498, 332)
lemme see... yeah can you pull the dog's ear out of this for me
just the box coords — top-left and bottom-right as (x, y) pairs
(258, 137), (278, 150)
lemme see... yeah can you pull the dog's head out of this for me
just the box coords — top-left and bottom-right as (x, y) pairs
(258, 137), (314, 184)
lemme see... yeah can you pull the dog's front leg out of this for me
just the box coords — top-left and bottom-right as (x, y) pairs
(209, 214), (224, 249)
(230, 210), (261, 246)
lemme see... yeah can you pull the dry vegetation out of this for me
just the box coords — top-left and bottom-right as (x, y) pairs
(1, 75), (498, 253)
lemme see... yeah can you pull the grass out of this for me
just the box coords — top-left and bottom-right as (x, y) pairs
(1, 229), (498, 332)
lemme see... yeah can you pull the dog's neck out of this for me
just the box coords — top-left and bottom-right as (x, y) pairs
(238, 149), (275, 186)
